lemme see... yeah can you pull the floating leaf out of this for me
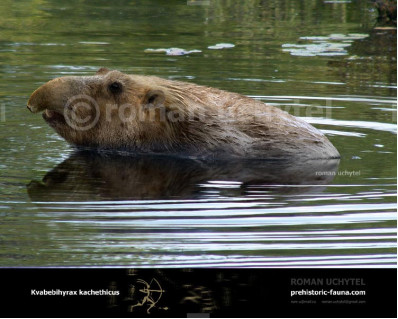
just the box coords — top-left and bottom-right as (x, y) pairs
(144, 48), (168, 53)
(208, 43), (235, 49)
(283, 32), (369, 57)
(145, 47), (201, 56)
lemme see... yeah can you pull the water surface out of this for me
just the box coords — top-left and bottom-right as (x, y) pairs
(0, 0), (396, 267)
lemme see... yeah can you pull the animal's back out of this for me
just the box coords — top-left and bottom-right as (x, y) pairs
(132, 75), (339, 159)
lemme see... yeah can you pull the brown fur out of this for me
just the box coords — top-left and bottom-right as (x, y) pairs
(27, 68), (339, 159)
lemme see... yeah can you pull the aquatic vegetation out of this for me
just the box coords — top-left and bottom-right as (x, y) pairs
(145, 43), (235, 56)
(144, 47), (202, 56)
(207, 43), (235, 49)
(282, 33), (369, 57)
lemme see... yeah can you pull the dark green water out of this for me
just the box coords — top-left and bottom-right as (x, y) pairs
(0, 0), (396, 267)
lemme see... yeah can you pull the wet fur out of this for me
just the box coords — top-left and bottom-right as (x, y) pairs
(27, 68), (340, 159)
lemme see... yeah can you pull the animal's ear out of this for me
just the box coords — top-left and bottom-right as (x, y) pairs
(142, 90), (165, 109)
(96, 67), (110, 75)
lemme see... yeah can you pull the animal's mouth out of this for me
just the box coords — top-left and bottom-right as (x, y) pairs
(42, 109), (66, 125)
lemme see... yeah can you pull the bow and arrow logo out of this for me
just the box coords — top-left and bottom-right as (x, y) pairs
(129, 278), (166, 314)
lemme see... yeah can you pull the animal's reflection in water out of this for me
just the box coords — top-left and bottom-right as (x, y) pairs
(27, 152), (340, 201)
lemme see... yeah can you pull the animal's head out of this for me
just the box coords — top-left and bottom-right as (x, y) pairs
(27, 68), (194, 152)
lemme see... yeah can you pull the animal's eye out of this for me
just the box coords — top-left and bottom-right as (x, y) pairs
(108, 81), (122, 94)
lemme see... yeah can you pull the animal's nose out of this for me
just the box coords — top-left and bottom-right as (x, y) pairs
(27, 103), (39, 113)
